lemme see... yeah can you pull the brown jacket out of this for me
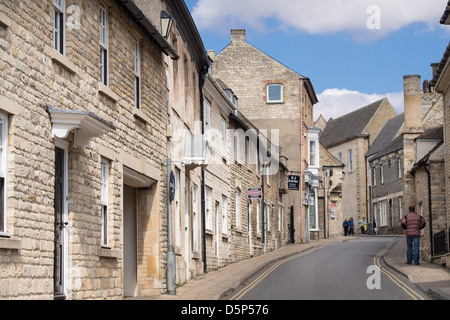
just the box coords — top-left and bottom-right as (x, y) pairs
(401, 212), (426, 237)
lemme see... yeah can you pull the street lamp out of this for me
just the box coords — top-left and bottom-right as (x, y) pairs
(161, 10), (174, 39)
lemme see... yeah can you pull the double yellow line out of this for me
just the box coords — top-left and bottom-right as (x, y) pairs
(230, 245), (324, 300)
(374, 240), (425, 301)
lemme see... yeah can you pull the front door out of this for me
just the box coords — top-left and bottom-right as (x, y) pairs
(54, 146), (68, 300)
(123, 184), (138, 297)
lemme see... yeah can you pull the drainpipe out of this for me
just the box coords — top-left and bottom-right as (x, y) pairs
(424, 164), (434, 256)
(200, 70), (207, 273)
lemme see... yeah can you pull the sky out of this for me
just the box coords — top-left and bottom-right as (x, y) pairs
(185, 0), (450, 121)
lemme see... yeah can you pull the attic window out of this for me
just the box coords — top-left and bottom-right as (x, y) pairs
(267, 84), (283, 103)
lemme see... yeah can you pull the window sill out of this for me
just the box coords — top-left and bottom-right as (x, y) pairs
(98, 83), (120, 103)
(0, 235), (22, 250)
(0, 12), (11, 28)
(99, 247), (122, 259)
(45, 46), (79, 74)
(133, 107), (151, 124)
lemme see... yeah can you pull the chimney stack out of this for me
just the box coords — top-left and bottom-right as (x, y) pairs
(403, 75), (422, 129)
(231, 29), (246, 45)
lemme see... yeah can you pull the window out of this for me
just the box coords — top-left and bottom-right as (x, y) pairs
(0, 113), (7, 233)
(379, 201), (387, 226)
(204, 99), (211, 141)
(54, 0), (65, 55)
(192, 185), (199, 252)
(398, 197), (403, 219)
(256, 201), (260, 235)
(338, 152), (342, 162)
(100, 159), (109, 246)
(234, 132), (240, 163)
(205, 187), (212, 231)
(278, 206), (281, 232)
(380, 165), (384, 184)
(235, 189), (240, 229)
(175, 169), (180, 246)
(266, 204), (270, 232)
(221, 117), (226, 156)
(100, 4), (109, 86)
(222, 196), (228, 235)
(309, 141), (316, 167)
(134, 40), (141, 109)
(397, 158), (402, 179)
(348, 149), (353, 172)
(267, 84), (283, 103)
(372, 167), (376, 187)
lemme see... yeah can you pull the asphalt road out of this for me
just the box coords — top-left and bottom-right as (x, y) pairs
(225, 237), (429, 300)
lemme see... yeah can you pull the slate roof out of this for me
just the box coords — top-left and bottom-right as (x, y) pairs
(366, 113), (404, 159)
(320, 99), (386, 148)
(440, 1), (450, 24)
(431, 41), (450, 87)
(415, 126), (444, 141)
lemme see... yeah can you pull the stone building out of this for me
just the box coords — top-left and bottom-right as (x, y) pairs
(317, 143), (345, 239)
(320, 99), (398, 231)
(428, 1), (450, 267)
(367, 114), (405, 234)
(209, 29), (319, 244)
(0, 0), (181, 299)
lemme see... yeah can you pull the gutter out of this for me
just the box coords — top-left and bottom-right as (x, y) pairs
(117, 0), (179, 60)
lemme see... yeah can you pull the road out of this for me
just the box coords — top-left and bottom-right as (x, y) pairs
(223, 237), (429, 300)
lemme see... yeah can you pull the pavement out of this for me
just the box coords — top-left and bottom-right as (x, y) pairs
(130, 235), (450, 300)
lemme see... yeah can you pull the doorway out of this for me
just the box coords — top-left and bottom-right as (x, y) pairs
(123, 184), (138, 297)
(54, 145), (68, 300)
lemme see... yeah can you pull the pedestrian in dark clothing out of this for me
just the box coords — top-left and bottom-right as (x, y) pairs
(348, 218), (354, 236)
(401, 206), (426, 265)
(343, 219), (349, 236)
(372, 218), (377, 235)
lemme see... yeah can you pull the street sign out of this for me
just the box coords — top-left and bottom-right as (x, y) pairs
(288, 175), (300, 191)
(248, 187), (262, 199)
(169, 171), (175, 201)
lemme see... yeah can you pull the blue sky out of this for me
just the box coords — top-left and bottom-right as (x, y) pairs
(186, 0), (449, 121)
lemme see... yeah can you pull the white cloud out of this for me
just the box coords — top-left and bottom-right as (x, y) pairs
(192, 0), (447, 39)
(314, 88), (404, 122)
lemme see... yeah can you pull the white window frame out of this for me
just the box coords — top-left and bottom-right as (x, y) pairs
(235, 189), (240, 229)
(204, 99), (211, 141)
(380, 165), (384, 184)
(256, 201), (260, 235)
(134, 40), (141, 109)
(100, 3), (109, 86)
(348, 149), (353, 172)
(309, 141), (316, 167)
(54, 0), (66, 55)
(192, 184), (199, 253)
(267, 84), (283, 103)
(100, 159), (110, 247)
(0, 113), (8, 234)
(397, 158), (402, 179)
(174, 169), (180, 246)
(221, 116), (227, 157)
(222, 196), (228, 235)
(234, 132), (240, 163)
(398, 196), (403, 219)
(372, 167), (377, 187)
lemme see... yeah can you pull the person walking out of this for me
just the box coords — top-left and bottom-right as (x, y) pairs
(401, 206), (426, 265)
(372, 218), (377, 235)
(343, 219), (349, 236)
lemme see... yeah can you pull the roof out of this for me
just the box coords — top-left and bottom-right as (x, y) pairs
(431, 41), (450, 87)
(319, 99), (386, 148)
(415, 126), (444, 141)
(116, 0), (178, 60)
(366, 113), (404, 158)
(369, 134), (404, 162)
(440, 1), (450, 24)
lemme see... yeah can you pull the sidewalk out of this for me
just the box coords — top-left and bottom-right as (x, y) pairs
(131, 236), (450, 300)
(382, 237), (450, 300)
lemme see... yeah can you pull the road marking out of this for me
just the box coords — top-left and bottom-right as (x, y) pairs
(374, 240), (425, 301)
(230, 245), (325, 300)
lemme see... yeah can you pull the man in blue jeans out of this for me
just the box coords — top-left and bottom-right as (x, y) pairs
(401, 206), (426, 265)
